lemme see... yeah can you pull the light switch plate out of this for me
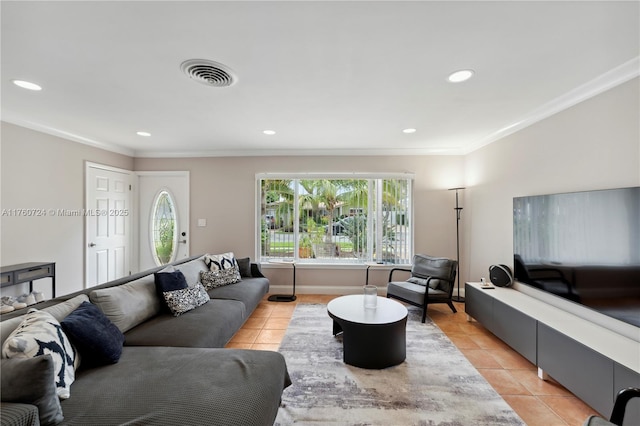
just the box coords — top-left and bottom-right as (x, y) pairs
(197, 219), (207, 227)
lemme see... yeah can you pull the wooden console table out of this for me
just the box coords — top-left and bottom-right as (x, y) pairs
(0, 262), (56, 298)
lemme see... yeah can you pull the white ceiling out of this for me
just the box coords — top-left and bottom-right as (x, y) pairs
(2, 1), (639, 158)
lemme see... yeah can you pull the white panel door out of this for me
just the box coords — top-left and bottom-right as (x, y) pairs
(137, 172), (190, 271)
(86, 164), (132, 288)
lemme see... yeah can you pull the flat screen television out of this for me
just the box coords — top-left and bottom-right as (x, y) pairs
(513, 187), (640, 328)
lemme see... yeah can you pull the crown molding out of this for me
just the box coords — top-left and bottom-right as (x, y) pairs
(463, 56), (640, 154)
(132, 146), (465, 158)
(2, 116), (135, 157)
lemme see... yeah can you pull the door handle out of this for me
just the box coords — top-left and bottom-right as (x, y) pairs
(179, 240), (187, 244)
(88, 242), (96, 247)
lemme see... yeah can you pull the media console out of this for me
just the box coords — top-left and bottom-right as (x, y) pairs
(465, 282), (639, 423)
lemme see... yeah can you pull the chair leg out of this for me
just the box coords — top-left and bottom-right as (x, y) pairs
(421, 306), (427, 323)
(447, 301), (457, 314)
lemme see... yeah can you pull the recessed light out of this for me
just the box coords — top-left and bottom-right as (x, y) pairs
(12, 80), (42, 91)
(447, 70), (474, 83)
(402, 128), (417, 134)
(263, 130), (276, 135)
(136, 131), (151, 137)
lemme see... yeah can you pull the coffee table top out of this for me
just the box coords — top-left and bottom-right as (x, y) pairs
(327, 295), (408, 325)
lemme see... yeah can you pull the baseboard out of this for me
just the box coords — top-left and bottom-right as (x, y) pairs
(268, 284), (382, 296)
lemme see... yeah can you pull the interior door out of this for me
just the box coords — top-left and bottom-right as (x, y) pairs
(85, 163), (132, 288)
(137, 171), (190, 271)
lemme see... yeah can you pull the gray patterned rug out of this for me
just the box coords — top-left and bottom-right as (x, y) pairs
(274, 303), (525, 426)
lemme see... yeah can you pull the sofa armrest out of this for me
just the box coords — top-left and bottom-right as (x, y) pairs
(251, 263), (266, 278)
(0, 402), (40, 426)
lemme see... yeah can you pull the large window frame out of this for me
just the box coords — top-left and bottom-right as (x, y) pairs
(256, 173), (414, 265)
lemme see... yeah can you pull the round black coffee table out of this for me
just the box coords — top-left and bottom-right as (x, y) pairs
(327, 294), (408, 369)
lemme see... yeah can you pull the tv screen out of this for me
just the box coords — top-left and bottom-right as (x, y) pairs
(513, 187), (640, 327)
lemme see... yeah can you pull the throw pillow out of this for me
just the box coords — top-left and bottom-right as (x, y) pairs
(203, 251), (237, 271)
(154, 270), (189, 294)
(154, 270), (189, 312)
(89, 274), (162, 333)
(200, 269), (241, 290)
(236, 257), (252, 278)
(407, 277), (428, 287)
(203, 252), (241, 284)
(2, 309), (76, 400)
(0, 355), (64, 426)
(163, 282), (210, 316)
(61, 301), (125, 367)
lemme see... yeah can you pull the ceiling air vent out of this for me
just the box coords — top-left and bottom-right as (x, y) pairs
(180, 59), (237, 87)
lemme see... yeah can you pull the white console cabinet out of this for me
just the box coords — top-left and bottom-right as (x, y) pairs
(465, 282), (640, 424)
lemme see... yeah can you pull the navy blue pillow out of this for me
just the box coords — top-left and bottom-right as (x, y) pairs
(61, 301), (124, 367)
(154, 270), (188, 294)
(154, 270), (189, 312)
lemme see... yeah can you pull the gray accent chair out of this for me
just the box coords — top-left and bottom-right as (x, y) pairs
(583, 387), (640, 426)
(386, 254), (458, 323)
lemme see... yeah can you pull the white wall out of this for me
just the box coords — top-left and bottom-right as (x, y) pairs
(0, 123), (134, 297)
(133, 155), (465, 293)
(464, 77), (639, 335)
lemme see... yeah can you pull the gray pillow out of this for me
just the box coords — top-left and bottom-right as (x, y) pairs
(236, 257), (252, 278)
(1, 355), (64, 426)
(89, 275), (161, 333)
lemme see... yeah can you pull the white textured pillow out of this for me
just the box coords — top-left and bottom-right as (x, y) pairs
(203, 252), (241, 283)
(163, 283), (210, 316)
(2, 309), (76, 399)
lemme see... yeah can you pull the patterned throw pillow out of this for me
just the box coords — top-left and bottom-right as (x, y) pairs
(163, 283), (210, 316)
(2, 309), (76, 399)
(203, 252), (241, 285)
(200, 269), (241, 290)
(204, 252), (237, 271)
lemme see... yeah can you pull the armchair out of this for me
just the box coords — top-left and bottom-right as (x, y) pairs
(583, 387), (640, 426)
(386, 254), (457, 323)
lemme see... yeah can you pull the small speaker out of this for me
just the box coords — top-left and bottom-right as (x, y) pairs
(489, 264), (513, 287)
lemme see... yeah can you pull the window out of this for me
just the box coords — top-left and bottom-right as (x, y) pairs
(257, 174), (413, 264)
(151, 190), (177, 266)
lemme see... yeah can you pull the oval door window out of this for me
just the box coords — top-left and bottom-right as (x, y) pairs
(151, 190), (178, 266)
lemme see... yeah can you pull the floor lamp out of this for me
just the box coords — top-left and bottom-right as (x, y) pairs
(449, 187), (465, 302)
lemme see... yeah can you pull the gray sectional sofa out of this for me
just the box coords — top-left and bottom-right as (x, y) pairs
(0, 255), (291, 426)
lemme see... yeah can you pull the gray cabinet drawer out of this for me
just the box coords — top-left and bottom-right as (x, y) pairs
(16, 266), (52, 281)
(492, 300), (537, 364)
(538, 323), (614, 416)
(465, 284), (494, 328)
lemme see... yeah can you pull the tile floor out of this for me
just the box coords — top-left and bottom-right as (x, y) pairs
(226, 295), (600, 426)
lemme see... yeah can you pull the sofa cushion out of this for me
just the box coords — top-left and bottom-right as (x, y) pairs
(89, 274), (161, 333)
(174, 256), (208, 286)
(2, 309), (76, 400)
(207, 277), (269, 315)
(123, 299), (246, 348)
(1, 355), (64, 426)
(163, 283), (210, 316)
(61, 302), (124, 367)
(0, 402), (41, 426)
(57, 346), (290, 426)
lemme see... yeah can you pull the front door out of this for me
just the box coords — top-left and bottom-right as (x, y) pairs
(85, 163), (132, 287)
(137, 171), (190, 271)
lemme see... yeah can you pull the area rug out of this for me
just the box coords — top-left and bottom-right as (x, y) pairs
(274, 303), (525, 426)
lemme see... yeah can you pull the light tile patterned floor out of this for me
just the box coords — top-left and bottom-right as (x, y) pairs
(226, 295), (600, 426)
